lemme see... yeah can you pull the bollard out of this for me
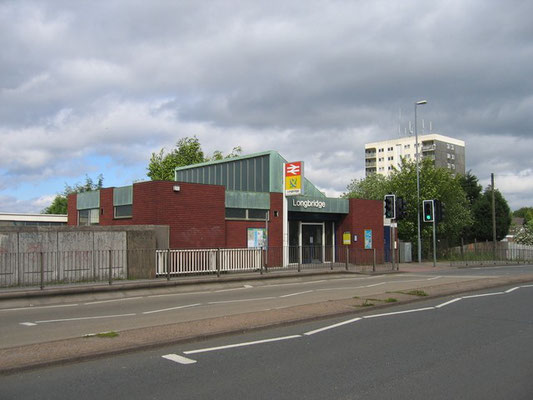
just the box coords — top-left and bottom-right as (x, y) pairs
(216, 249), (220, 278)
(345, 247), (349, 271)
(108, 249), (113, 285)
(372, 248), (376, 272)
(260, 247), (264, 275)
(298, 246), (301, 272)
(40, 252), (45, 290)
(167, 248), (171, 281)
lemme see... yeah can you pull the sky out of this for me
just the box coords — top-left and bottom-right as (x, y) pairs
(1, 0), (532, 213)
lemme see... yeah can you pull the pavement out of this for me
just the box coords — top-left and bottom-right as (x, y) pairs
(1, 261), (532, 374)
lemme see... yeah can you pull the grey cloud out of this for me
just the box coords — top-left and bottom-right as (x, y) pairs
(0, 0), (532, 211)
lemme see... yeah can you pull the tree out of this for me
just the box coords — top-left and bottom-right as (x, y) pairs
(513, 207), (533, 224)
(515, 219), (533, 245)
(147, 137), (242, 180)
(344, 158), (472, 257)
(42, 174), (104, 215)
(468, 187), (512, 242)
(343, 173), (390, 200)
(43, 196), (68, 215)
(458, 171), (482, 205)
(388, 159), (471, 253)
(147, 137), (205, 181)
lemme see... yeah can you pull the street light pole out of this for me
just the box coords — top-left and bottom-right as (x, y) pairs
(415, 100), (427, 263)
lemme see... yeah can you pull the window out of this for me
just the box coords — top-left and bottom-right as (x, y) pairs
(114, 204), (132, 219)
(225, 208), (246, 219)
(78, 209), (99, 226)
(226, 208), (268, 220)
(451, 144), (455, 150)
(451, 154), (455, 160)
(248, 209), (268, 220)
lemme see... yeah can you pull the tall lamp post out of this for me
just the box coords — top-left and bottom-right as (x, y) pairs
(415, 100), (427, 263)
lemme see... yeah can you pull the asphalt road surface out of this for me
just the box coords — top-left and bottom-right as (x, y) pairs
(2, 283), (533, 400)
(3, 266), (533, 348)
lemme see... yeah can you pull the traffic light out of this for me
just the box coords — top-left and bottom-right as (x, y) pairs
(396, 197), (407, 219)
(423, 199), (434, 222)
(384, 194), (396, 219)
(434, 200), (446, 222)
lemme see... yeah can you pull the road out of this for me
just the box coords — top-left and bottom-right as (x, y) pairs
(1, 265), (533, 349)
(2, 282), (533, 399)
(2, 265), (533, 348)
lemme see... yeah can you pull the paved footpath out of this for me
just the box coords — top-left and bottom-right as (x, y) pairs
(1, 262), (532, 374)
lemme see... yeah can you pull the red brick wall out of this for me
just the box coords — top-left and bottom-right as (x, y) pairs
(130, 181), (226, 248)
(67, 181), (226, 248)
(268, 193), (284, 247)
(336, 198), (384, 252)
(67, 194), (77, 226)
(224, 192), (284, 248)
(226, 220), (266, 248)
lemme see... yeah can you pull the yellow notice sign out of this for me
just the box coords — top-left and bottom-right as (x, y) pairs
(285, 175), (301, 192)
(343, 232), (351, 245)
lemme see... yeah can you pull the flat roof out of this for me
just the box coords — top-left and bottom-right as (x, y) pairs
(366, 134), (465, 148)
(0, 213), (68, 222)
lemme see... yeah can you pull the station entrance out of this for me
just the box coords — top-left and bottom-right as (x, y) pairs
(288, 213), (342, 264)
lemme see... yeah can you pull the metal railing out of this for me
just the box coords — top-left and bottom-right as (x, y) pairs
(155, 246), (389, 277)
(448, 242), (533, 267)
(1, 246), (394, 288)
(156, 248), (262, 276)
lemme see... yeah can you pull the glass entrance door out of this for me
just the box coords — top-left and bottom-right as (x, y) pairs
(301, 224), (324, 263)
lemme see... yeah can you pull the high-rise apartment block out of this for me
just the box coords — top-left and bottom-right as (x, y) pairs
(365, 134), (465, 177)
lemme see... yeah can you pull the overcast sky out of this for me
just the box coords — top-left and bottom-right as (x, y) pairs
(1, 0), (532, 213)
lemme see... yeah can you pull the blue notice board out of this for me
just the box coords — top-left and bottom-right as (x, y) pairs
(364, 229), (372, 249)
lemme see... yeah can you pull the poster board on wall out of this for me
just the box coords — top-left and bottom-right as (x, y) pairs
(247, 228), (267, 248)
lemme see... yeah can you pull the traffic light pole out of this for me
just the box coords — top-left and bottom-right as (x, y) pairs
(391, 223), (396, 271)
(432, 218), (437, 268)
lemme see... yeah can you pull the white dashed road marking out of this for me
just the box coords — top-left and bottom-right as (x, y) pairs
(183, 335), (302, 355)
(142, 303), (201, 315)
(304, 317), (362, 336)
(162, 354), (197, 365)
(363, 307), (436, 319)
(462, 292), (504, 299)
(35, 313), (136, 324)
(435, 298), (462, 308)
(279, 290), (313, 298)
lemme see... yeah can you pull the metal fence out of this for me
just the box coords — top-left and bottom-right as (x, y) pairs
(156, 246), (389, 277)
(448, 242), (533, 267)
(1, 246), (393, 288)
(156, 248), (263, 276)
(0, 249), (128, 288)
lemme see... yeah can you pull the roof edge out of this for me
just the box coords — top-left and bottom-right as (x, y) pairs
(175, 150), (281, 172)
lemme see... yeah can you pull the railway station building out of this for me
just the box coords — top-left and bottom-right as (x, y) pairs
(67, 151), (385, 266)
